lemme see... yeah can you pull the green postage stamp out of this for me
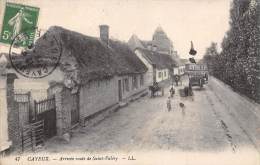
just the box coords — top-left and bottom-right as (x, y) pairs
(0, 2), (39, 47)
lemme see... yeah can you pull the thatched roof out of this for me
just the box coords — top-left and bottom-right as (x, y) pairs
(11, 26), (147, 82)
(136, 48), (177, 70)
(108, 39), (148, 75)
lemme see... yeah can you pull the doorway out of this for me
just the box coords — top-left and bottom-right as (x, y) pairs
(118, 80), (122, 101)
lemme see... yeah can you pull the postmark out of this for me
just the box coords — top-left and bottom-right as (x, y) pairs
(8, 27), (62, 78)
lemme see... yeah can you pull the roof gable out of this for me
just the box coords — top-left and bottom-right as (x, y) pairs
(128, 34), (145, 50)
(137, 48), (177, 70)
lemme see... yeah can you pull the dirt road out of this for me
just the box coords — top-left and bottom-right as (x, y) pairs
(43, 76), (260, 164)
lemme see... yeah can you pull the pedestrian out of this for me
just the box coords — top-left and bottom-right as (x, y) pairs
(169, 86), (175, 98)
(175, 75), (180, 86)
(167, 97), (172, 112)
(179, 102), (185, 116)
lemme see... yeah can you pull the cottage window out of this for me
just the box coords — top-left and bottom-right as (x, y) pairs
(124, 78), (129, 92)
(122, 79), (125, 93)
(140, 74), (144, 86)
(132, 77), (134, 90)
(158, 72), (162, 78)
(132, 76), (138, 90)
(164, 71), (166, 77)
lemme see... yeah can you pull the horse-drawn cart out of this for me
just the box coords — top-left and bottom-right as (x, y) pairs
(149, 82), (164, 97)
(186, 64), (208, 89)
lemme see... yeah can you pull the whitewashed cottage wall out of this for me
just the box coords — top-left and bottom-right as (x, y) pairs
(79, 78), (118, 119)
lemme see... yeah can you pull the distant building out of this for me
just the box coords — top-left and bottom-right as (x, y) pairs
(128, 26), (185, 78)
(134, 48), (178, 86)
(129, 26), (174, 56)
(152, 26), (174, 55)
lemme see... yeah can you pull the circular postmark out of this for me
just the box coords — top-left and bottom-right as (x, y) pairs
(8, 27), (62, 78)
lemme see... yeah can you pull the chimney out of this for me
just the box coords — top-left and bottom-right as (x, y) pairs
(152, 45), (157, 52)
(99, 25), (109, 46)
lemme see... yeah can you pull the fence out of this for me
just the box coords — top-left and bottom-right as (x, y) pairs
(34, 97), (57, 139)
(14, 91), (31, 125)
(13, 89), (56, 153)
(14, 89), (47, 101)
(21, 120), (44, 152)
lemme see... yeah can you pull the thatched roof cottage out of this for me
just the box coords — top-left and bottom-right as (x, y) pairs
(5, 25), (148, 137)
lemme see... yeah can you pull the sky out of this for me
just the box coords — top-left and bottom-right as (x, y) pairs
(0, 0), (232, 59)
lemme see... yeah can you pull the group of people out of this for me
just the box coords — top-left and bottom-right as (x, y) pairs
(166, 85), (185, 116)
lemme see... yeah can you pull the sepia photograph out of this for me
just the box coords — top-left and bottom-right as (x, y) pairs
(0, 0), (259, 164)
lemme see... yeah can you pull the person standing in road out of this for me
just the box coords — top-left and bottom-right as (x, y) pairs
(175, 75), (180, 86)
(167, 97), (172, 112)
(169, 86), (175, 98)
(179, 102), (185, 116)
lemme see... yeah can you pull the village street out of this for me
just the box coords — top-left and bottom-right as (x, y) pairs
(43, 76), (260, 158)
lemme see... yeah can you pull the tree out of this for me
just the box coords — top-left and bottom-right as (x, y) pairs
(203, 42), (218, 75)
(203, 0), (260, 102)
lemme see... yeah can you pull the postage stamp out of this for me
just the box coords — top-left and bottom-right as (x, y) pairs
(0, 2), (39, 47)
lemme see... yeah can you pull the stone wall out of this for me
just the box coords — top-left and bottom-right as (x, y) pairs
(61, 88), (74, 130)
(6, 74), (19, 150)
(47, 83), (79, 136)
(47, 83), (64, 136)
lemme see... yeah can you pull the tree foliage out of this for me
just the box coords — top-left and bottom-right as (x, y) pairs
(203, 42), (219, 75)
(203, 0), (260, 102)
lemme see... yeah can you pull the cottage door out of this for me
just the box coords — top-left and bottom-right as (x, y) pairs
(118, 80), (122, 101)
(71, 93), (80, 126)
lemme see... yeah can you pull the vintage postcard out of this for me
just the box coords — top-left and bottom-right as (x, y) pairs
(0, 0), (259, 165)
